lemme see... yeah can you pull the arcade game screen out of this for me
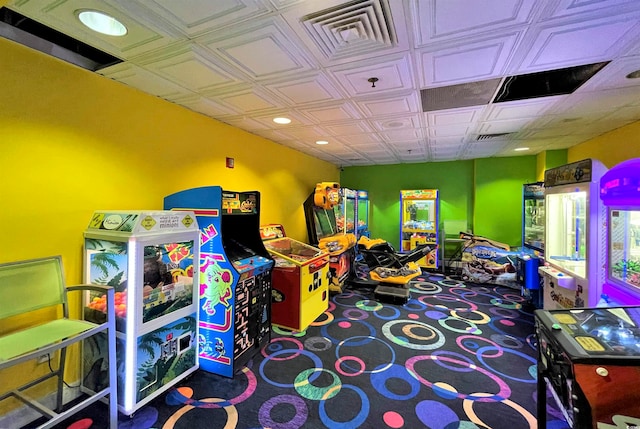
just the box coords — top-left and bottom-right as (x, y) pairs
(552, 307), (640, 356)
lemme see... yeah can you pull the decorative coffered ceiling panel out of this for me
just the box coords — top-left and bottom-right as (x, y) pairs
(6, 0), (640, 166)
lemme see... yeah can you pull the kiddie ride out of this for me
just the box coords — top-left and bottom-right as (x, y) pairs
(356, 236), (436, 304)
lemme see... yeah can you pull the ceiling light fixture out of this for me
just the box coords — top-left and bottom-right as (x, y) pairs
(273, 117), (291, 125)
(514, 147), (530, 151)
(77, 10), (127, 36)
(368, 77), (379, 88)
(316, 140), (329, 145)
(626, 70), (640, 79)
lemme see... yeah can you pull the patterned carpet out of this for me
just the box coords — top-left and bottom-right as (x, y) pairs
(44, 273), (569, 428)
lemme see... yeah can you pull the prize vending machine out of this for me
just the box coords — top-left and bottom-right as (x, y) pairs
(164, 187), (274, 378)
(599, 158), (640, 306)
(260, 225), (330, 332)
(400, 189), (439, 270)
(82, 210), (200, 416)
(357, 190), (370, 238)
(334, 188), (357, 236)
(517, 182), (545, 308)
(539, 159), (607, 310)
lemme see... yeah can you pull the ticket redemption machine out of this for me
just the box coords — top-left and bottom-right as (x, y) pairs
(599, 158), (640, 306)
(539, 159), (607, 309)
(517, 182), (545, 308)
(164, 187), (274, 377)
(356, 190), (370, 238)
(83, 210), (199, 415)
(400, 189), (439, 270)
(304, 182), (356, 294)
(260, 224), (330, 332)
(535, 306), (640, 428)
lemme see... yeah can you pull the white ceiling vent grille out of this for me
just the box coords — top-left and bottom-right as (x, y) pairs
(301, 0), (397, 60)
(477, 133), (514, 140)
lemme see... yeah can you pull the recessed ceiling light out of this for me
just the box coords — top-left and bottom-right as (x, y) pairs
(626, 70), (640, 79)
(77, 10), (127, 36)
(514, 147), (530, 151)
(273, 117), (291, 125)
(316, 140), (329, 145)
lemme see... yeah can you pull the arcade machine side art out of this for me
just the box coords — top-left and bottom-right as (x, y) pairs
(539, 159), (607, 310)
(458, 233), (522, 290)
(303, 182), (356, 294)
(83, 210), (200, 416)
(164, 187), (274, 378)
(599, 158), (640, 306)
(400, 189), (439, 270)
(260, 224), (330, 332)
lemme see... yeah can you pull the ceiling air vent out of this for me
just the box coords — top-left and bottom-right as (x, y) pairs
(0, 7), (122, 71)
(421, 78), (502, 112)
(477, 133), (513, 140)
(301, 0), (397, 60)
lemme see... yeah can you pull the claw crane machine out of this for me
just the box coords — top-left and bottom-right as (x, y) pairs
(83, 210), (200, 416)
(539, 159), (607, 309)
(356, 190), (370, 238)
(599, 158), (640, 306)
(400, 189), (439, 270)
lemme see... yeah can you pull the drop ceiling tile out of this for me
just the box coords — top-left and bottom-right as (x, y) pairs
(578, 56), (640, 91)
(97, 63), (191, 99)
(178, 95), (240, 117)
(378, 128), (425, 142)
(369, 114), (422, 132)
(301, 103), (363, 123)
(266, 73), (344, 105)
(485, 97), (561, 120)
(216, 88), (285, 114)
(358, 92), (421, 117)
(329, 53), (415, 97)
(429, 124), (473, 138)
(199, 18), (314, 79)
(418, 33), (520, 87)
(131, 0), (273, 38)
(517, 15), (640, 73)
(143, 48), (238, 92)
(410, 0), (535, 47)
(426, 107), (485, 127)
(333, 133), (385, 145)
(324, 121), (374, 136)
(478, 118), (534, 135)
(544, 0), (640, 20)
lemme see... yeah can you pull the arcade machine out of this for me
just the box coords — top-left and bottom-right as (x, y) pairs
(164, 187), (274, 378)
(357, 236), (434, 304)
(400, 189), (439, 270)
(458, 232), (522, 289)
(334, 187), (357, 236)
(599, 158), (640, 306)
(517, 182), (545, 308)
(356, 190), (371, 238)
(82, 210), (200, 416)
(304, 182), (356, 294)
(535, 305), (640, 428)
(260, 224), (330, 332)
(539, 159), (607, 310)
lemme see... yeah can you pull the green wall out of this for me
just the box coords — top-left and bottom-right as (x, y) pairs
(341, 161), (474, 249)
(342, 156), (542, 249)
(473, 157), (538, 247)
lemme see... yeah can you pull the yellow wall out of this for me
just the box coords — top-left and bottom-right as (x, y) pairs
(0, 36), (337, 412)
(568, 121), (640, 167)
(0, 37), (338, 275)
